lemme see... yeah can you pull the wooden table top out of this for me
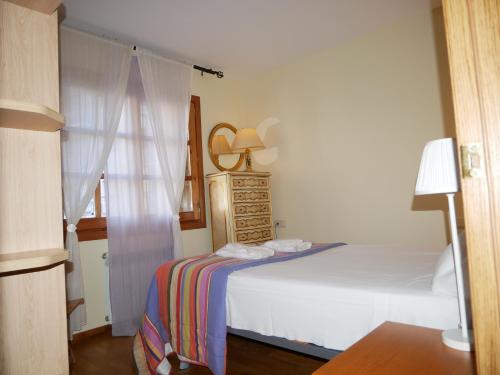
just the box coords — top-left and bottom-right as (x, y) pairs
(313, 322), (476, 375)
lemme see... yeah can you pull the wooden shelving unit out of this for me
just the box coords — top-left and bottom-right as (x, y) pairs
(4, 0), (61, 14)
(0, 248), (68, 274)
(0, 99), (64, 131)
(0, 0), (69, 373)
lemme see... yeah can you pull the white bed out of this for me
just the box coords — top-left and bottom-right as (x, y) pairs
(226, 244), (459, 351)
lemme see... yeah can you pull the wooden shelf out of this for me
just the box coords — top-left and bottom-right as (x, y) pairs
(0, 99), (64, 132)
(4, 0), (61, 15)
(0, 248), (68, 274)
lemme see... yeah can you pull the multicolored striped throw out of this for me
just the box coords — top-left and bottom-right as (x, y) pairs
(139, 243), (344, 375)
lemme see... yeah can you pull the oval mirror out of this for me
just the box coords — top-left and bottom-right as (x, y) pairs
(208, 123), (245, 172)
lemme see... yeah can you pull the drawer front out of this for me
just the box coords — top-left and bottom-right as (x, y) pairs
(234, 215), (272, 230)
(232, 189), (270, 203)
(236, 227), (273, 243)
(233, 202), (271, 217)
(231, 176), (269, 189)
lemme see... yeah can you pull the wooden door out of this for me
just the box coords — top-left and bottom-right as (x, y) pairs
(442, 0), (500, 373)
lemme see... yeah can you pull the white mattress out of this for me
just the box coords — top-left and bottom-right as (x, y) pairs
(226, 244), (459, 350)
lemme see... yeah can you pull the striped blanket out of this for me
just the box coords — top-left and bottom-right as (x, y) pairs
(139, 243), (343, 375)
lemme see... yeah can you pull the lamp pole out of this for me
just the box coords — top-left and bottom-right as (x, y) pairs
(446, 193), (469, 340)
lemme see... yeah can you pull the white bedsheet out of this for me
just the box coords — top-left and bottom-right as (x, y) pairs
(226, 244), (459, 350)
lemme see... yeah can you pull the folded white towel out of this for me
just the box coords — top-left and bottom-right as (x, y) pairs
(263, 239), (312, 252)
(265, 239), (303, 246)
(215, 243), (275, 259)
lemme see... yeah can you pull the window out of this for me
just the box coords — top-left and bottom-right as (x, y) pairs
(64, 95), (206, 241)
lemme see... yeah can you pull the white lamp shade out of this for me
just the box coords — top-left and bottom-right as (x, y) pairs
(415, 138), (460, 195)
(231, 128), (265, 152)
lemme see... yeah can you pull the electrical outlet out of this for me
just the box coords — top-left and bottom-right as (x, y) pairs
(274, 219), (287, 228)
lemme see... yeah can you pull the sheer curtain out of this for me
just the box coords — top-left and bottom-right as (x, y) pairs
(60, 27), (132, 333)
(107, 57), (177, 335)
(138, 49), (192, 259)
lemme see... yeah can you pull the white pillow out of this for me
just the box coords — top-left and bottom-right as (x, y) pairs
(432, 232), (466, 297)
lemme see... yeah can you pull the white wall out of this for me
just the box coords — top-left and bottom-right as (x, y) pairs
(77, 8), (454, 332)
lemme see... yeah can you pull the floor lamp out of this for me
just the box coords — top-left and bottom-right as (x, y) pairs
(415, 138), (472, 351)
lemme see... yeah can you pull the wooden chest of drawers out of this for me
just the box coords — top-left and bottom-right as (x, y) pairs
(207, 171), (275, 251)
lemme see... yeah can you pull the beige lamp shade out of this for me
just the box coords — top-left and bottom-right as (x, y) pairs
(212, 135), (233, 155)
(231, 128), (265, 152)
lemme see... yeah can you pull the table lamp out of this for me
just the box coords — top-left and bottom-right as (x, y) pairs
(231, 128), (265, 172)
(415, 137), (472, 351)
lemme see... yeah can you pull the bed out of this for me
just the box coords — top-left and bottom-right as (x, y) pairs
(136, 242), (459, 375)
(226, 244), (458, 353)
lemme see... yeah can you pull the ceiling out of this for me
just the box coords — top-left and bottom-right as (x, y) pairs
(62, 0), (439, 78)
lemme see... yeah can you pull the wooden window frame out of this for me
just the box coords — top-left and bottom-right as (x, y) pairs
(180, 95), (206, 230)
(64, 95), (206, 241)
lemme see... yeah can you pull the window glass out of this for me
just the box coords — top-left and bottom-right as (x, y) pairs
(82, 197), (96, 218)
(180, 181), (193, 212)
(100, 177), (106, 217)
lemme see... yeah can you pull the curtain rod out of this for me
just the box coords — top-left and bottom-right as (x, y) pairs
(132, 46), (224, 79)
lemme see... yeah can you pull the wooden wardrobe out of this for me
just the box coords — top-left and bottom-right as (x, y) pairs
(207, 171), (275, 251)
(0, 1), (69, 374)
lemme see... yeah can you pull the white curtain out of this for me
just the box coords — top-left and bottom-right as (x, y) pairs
(106, 56), (190, 335)
(137, 49), (192, 259)
(60, 27), (132, 333)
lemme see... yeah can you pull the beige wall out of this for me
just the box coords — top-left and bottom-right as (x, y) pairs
(237, 9), (454, 249)
(77, 8), (454, 332)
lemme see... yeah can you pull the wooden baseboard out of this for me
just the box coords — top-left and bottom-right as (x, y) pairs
(72, 324), (111, 344)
